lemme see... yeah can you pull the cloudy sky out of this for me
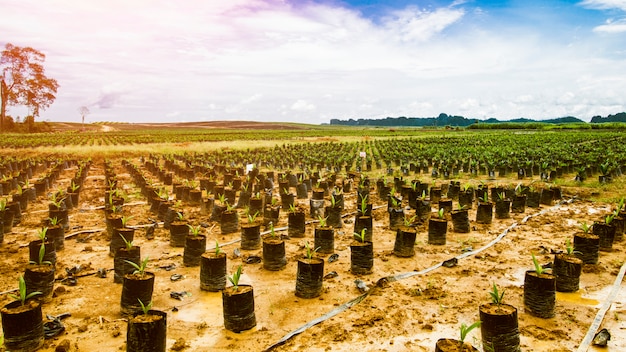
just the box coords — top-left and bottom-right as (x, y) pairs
(2, 0), (626, 124)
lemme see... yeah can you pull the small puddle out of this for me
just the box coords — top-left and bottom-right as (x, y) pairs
(556, 291), (600, 307)
(171, 292), (222, 323)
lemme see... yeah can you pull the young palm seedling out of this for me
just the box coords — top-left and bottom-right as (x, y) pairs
(70, 180), (80, 193)
(50, 192), (64, 209)
(514, 183), (524, 196)
(437, 208), (445, 220)
(305, 241), (320, 260)
(121, 215), (133, 228)
(157, 187), (169, 201)
(268, 223), (277, 238)
(48, 217), (60, 227)
(187, 224), (203, 237)
(30, 242), (52, 266)
(618, 197), (625, 212)
(389, 194), (400, 208)
(354, 228), (367, 243)
(125, 257), (150, 278)
(317, 216), (328, 228)
(403, 215), (417, 227)
(214, 240), (222, 256)
(36, 227), (48, 242)
(8, 275), (41, 305)
(459, 321), (482, 349)
(218, 193), (227, 206)
(489, 282), (505, 308)
(137, 298), (153, 315)
(330, 194), (338, 208)
(359, 195), (369, 215)
(531, 252), (544, 275)
(120, 233), (134, 251)
(579, 221), (591, 234)
(565, 238), (581, 256)
(228, 265), (243, 292)
(247, 211), (259, 224)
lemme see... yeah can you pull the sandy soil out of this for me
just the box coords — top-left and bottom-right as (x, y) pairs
(1, 159), (625, 352)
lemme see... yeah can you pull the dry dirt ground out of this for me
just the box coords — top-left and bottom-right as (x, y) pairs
(1, 159), (625, 352)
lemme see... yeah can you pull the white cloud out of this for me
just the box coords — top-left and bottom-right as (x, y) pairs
(291, 99), (316, 111)
(241, 94), (263, 105)
(459, 98), (480, 111)
(580, 0), (626, 11)
(382, 6), (465, 42)
(514, 95), (535, 104)
(593, 19), (626, 32)
(556, 92), (576, 105)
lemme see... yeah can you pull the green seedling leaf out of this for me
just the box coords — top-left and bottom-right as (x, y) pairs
(488, 283), (505, 306)
(228, 265), (243, 291)
(459, 321), (482, 346)
(138, 298), (153, 315)
(531, 252), (544, 275)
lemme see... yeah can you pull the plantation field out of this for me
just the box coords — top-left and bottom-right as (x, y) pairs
(0, 123), (625, 351)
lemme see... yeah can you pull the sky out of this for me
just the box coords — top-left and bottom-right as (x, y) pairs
(2, 0), (626, 124)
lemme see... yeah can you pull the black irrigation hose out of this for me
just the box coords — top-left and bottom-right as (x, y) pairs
(576, 261), (626, 352)
(263, 292), (371, 352)
(264, 198), (575, 351)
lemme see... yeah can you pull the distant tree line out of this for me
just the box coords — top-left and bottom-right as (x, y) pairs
(590, 112), (626, 123)
(330, 113), (624, 127)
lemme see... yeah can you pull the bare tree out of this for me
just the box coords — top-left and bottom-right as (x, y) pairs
(78, 106), (90, 129)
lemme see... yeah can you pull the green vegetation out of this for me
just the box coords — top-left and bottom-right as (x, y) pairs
(317, 216), (328, 228)
(228, 265), (243, 291)
(354, 228), (367, 243)
(36, 227), (48, 241)
(8, 276), (41, 306)
(579, 222), (591, 234)
(459, 321), (482, 348)
(187, 224), (202, 237)
(120, 233), (134, 251)
(30, 242), (51, 266)
(531, 253), (544, 275)
(121, 215), (133, 227)
(125, 257), (150, 278)
(214, 240), (222, 256)
(138, 298), (153, 315)
(489, 283), (505, 307)
(305, 242), (320, 260)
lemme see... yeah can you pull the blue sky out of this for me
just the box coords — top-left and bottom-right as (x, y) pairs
(2, 0), (626, 124)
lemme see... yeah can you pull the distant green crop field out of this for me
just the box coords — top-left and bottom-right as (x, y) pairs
(1, 126), (625, 182)
(0, 126), (435, 149)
